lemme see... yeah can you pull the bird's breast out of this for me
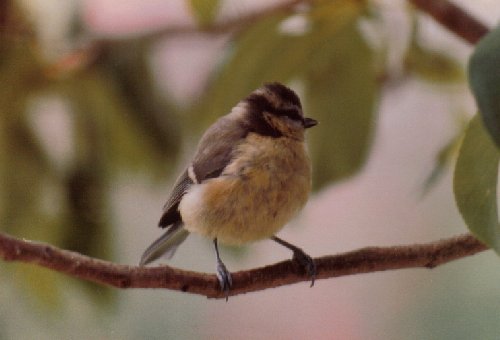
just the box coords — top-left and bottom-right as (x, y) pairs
(179, 134), (312, 245)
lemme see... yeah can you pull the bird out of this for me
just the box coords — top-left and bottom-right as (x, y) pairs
(139, 82), (318, 294)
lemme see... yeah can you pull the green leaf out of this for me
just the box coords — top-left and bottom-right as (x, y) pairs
(453, 114), (500, 253)
(60, 71), (172, 177)
(3, 216), (66, 310)
(187, 12), (295, 130)
(189, 0), (220, 27)
(468, 24), (500, 147)
(422, 126), (464, 195)
(188, 1), (366, 128)
(98, 41), (181, 165)
(404, 42), (463, 84)
(403, 13), (463, 84)
(0, 35), (70, 310)
(187, 1), (373, 190)
(13, 264), (63, 310)
(304, 20), (378, 189)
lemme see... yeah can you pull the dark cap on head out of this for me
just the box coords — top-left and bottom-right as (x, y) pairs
(263, 82), (302, 109)
(242, 82), (317, 137)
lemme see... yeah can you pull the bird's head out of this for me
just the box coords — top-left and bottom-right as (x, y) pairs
(243, 82), (317, 140)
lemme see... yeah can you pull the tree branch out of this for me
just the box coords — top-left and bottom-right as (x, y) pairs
(147, 0), (303, 37)
(50, 0), (490, 77)
(1, 1), (493, 300)
(0, 231), (488, 299)
(119, 0), (490, 43)
(46, 0), (304, 76)
(408, 0), (489, 44)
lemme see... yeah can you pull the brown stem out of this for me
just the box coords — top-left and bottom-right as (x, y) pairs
(0, 231), (488, 299)
(125, 0), (302, 38)
(129, 0), (490, 43)
(49, 0), (490, 76)
(408, 0), (489, 44)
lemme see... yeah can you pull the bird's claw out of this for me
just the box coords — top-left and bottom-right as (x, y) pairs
(216, 259), (233, 300)
(292, 249), (317, 287)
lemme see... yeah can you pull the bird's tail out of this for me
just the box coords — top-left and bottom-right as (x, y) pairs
(139, 222), (189, 266)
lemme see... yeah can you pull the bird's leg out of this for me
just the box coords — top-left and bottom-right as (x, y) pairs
(214, 238), (232, 299)
(271, 236), (316, 287)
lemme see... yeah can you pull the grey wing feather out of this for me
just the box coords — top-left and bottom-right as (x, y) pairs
(139, 222), (189, 265)
(191, 115), (247, 181)
(158, 169), (192, 227)
(142, 111), (247, 265)
(159, 115), (245, 228)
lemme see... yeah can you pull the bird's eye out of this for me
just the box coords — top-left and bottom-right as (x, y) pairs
(277, 108), (302, 122)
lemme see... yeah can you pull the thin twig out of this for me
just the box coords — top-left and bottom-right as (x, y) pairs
(408, 0), (489, 44)
(50, 0), (490, 76)
(46, 0), (304, 76)
(115, 0), (302, 39)
(0, 232), (488, 299)
(111, 0), (489, 42)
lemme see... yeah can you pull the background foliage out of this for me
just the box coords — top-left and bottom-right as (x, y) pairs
(1, 0), (500, 338)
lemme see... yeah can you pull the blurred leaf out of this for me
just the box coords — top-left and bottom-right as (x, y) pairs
(59, 68), (184, 304)
(468, 24), (500, 147)
(187, 1), (373, 190)
(188, 13), (288, 130)
(189, 0), (220, 27)
(60, 70), (171, 177)
(59, 74), (113, 258)
(0, 116), (50, 232)
(421, 127), (464, 195)
(304, 20), (378, 189)
(220, 244), (249, 261)
(0, 1), (118, 309)
(0, 6), (70, 309)
(453, 114), (500, 254)
(13, 264), (63, 310)
(2, 215), (67, 309)
(404, 42), (464, 84)
(62, 164), (116, 305)
(63, 166), (109, 258)
(404, 14), (463, 84)
(97, 41), (181, 167)
(0, 0), (36, 58)
(0, 38), (51, 235)
(188, 0), (367, 132)
(56, 74), (123, 305)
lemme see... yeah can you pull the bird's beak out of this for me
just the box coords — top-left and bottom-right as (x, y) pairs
(303, 117), (318, 129)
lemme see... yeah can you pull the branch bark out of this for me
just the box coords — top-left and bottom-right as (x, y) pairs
(113, 0), (302, 39)
(53, 0), (491, 77)
(408, 0), (489, 44)
(1, 0), (493, 300)
(115, 0), (490, 42)
(0, 231), (488, 299)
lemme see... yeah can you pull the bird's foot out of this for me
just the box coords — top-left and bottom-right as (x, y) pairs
(216, 259), (233, 300)
(292, 249), (317, 287)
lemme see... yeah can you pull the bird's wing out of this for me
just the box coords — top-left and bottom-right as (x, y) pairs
(140, 221), (189, 265)
(191, 115), (247, 181)
(158, 115), (246, 228)
(158, 169), (192, 227)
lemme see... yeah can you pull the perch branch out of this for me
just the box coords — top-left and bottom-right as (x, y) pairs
(0, 0), (493, 300)
(0, 231), (488, 299)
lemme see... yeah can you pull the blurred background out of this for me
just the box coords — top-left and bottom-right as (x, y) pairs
(1, 0), (500, 339)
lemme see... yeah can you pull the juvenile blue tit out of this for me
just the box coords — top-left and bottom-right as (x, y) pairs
(140, 82), (318, 293)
